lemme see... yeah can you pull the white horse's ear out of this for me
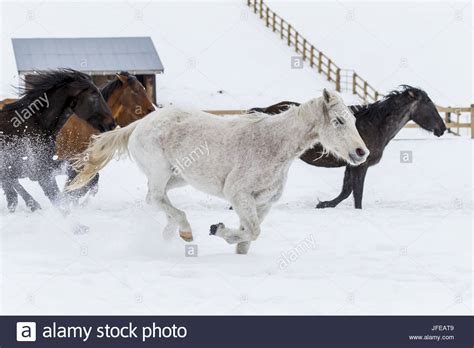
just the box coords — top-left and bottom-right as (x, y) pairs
(322, 101), (330, 122)
(323, 89), (331, 103)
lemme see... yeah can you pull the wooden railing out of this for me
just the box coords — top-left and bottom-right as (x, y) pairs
(247, 0), (382, 103)
(437, 105), (473, 137)
(245, 0), (473, 138)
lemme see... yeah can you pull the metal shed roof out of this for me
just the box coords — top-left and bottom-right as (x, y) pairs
(12, 37), (164, 75)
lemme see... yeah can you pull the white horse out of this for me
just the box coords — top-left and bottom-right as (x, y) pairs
(68, 89), (369, 254)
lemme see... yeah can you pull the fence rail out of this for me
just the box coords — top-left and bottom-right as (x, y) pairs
(246, 0), (473, 138)
(248, 0), (343, 93)
(247, 0), (381, 103)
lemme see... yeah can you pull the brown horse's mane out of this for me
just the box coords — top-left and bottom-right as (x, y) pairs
(100, 71), (139, 100)
(100, 73), (125, 100)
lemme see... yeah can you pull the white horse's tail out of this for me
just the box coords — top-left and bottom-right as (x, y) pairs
(66, 121), (139, 191)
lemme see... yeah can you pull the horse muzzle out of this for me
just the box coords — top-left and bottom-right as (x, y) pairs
(349, 148), (370, 166)
(433, 126), (446, 137)
(99, 121), (117, 132)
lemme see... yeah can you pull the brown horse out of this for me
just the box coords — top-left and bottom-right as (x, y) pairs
(0, 98), (16, 110)
(57, 72), (155, 160)
(1, 69), (116, 212)
(6, 72), (155, 211)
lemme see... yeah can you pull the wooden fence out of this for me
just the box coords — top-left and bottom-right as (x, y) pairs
(247, 0), (381, 103)
(435, 105), (473, 137)
(245, 0), (473, 138)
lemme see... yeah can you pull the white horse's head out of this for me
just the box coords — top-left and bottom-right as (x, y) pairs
(316, 89), (369, 166)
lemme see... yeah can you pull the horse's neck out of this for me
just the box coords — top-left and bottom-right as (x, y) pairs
(38, 92), (72, 138)
(107, 86), (123, 113)
(379, 108), (411, 144)
(270, 101), (321, 156)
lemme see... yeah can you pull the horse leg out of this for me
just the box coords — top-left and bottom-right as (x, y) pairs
(37, 174), (62, 207)
(149, 173), (193, 242)
(79, 173), (99, 198)
(88, 173), (100, 196)
(236, 202), (272, 255)
(210, 193), (260, 249)
(11, 180), (41, 211)
(65, 166), (97, 202)
(352, 165), (369, 209)
(316, 166), (353, 209)
(1, 180), (18, 213)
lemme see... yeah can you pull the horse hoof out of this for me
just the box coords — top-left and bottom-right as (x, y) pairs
(209, 222), (224, 236)
(228, 206), (233, 210)
(316, 201), (331, 209)
(27, 201), (41, 212)
(179, 231), (194, 242)
(236, 242), (250, 254)
(7, 206), (16, 213)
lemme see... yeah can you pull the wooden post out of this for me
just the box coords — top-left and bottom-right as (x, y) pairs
(456, 111), (460, 135)
(364, 81), (368, 100)
(265, 7), (269, 26)
(272, 13), (276, 32)
(352, 72), (357, 95)
(374, 91), (379, 101)
(309, 46), (314, 67)
(318, 52), (322, 73)
(302, 38), (306, 60)
(336, 68), (341, 92)
(254, 0), (257, 13)
(295, 31), (299, 52)
(445, 112), (452, 134)
(247, 0), (251, 6)
(287, 25), (292, 46)
(259, 0), (263, 18)
(327, 60), (331, 81)
(280, 18), (283, 39)
(471, 104), (474, 139)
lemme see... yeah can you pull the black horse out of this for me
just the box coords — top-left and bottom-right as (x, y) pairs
(0, 69), (115, 212)
(249, 86), (447, 209)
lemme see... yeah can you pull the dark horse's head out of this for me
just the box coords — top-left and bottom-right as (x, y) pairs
(17, 69), (116, 132)
(389, 86), (446, 137)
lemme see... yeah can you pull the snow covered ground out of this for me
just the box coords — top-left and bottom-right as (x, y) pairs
(0, 0), (472, 315)
(1, 134), (472, 315)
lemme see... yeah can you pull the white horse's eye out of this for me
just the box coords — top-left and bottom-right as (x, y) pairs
(332, 117), (345, 127)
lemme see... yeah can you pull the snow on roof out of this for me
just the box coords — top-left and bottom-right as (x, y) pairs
(11, 37), (164, 75)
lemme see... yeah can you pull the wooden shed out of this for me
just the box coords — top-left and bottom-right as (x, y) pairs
(11, 37), (164, 103)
